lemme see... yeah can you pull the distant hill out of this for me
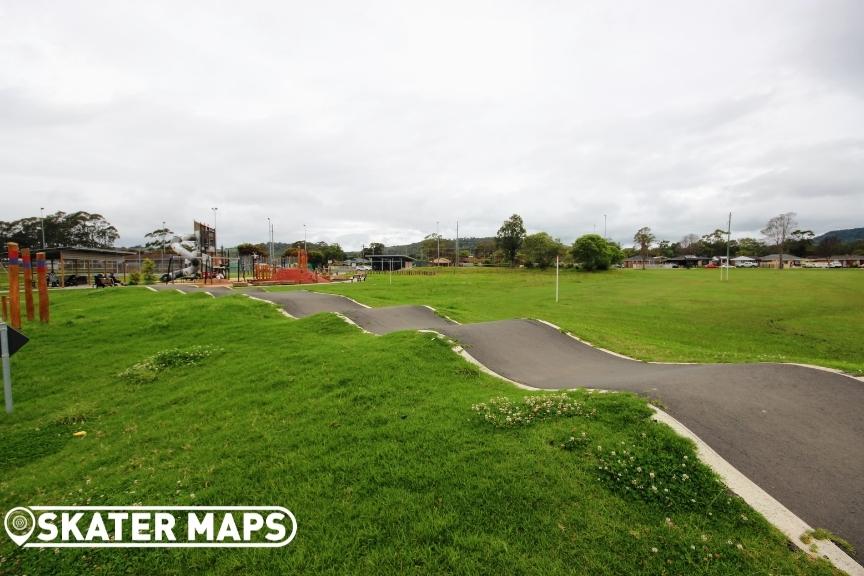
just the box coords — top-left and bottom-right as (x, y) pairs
(815, 227), (864, 244)
(382, 237), (495, 258)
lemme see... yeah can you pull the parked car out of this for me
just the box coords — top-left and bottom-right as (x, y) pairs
(735, 261), (758, 268)
(829, 260), (843, 268)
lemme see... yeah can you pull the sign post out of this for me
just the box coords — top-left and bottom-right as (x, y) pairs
(1, 322), (29, 413)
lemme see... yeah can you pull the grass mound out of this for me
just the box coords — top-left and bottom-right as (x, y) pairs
(0, 288), (839, 575)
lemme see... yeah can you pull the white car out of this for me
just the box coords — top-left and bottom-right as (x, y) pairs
(735, 261), (758, 268)
(829, 261), (843, 268)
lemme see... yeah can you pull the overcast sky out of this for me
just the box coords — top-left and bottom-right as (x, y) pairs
(1, 0), (862, 250)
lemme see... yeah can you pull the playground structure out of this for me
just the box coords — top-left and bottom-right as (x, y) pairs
(158, 222), (329, 286)
(1, 242), (51, 329)
(161, 221), (230, 284)
(248, 249), (330, 285)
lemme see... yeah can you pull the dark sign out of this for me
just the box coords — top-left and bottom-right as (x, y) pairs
(2, 324), (28, 356)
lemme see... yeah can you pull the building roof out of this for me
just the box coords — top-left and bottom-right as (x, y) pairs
(731, 255), (756, 261)
(666, 255), (710, 262)
(759, 253), (801, 261)
(368, 254), (414, 261)
(46, 246), (136, 258)
(624, 255), (663, 261)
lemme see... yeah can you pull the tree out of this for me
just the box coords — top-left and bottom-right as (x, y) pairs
(474, 239), (496, 262)
(496, 214), (527, 265)
(0, 211), (119, 248)
(322, 243), (346, 263)
(520, 232), (564, 269)
(761, 212), (797, 269)
(572, 234), (622, 271)
(788, 229), (815, 257)
(656, 240), (675, 258)
(144, 227), (174, 250)
(736, 237), (765, 257)
(699, 229), (728, 257)
(236, 243), (269, 257)
(141, 258), (157, 285)
(307, 250), (325, 269)
(678, 233), (701, 255)
(361, 243), (385, 258)
(633, 227), (655, 270)
(814, 236), (842, 258)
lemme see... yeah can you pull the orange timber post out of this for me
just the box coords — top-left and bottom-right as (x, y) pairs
(7, 242), (21, 329)
(37, 251), (49, 323)
(22, 248), (34, 322)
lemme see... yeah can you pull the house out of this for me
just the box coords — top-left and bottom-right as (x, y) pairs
(622, 255), (665, 269)
(665, 255), (712, 268)
(804, 255), (864, 268)
(431, 257), (452, 266)
(368, 254), (414, 271)
(758, 254), (802, 268)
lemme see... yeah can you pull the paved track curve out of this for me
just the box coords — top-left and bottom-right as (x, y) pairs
(161, 288), (864, 559)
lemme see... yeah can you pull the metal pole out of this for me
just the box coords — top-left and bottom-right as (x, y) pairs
(556, 255), (560, 303)
(161, 220), (166, 275)
(436, 221), (440, 264)
(726, 212), (732, 281)
(455, 220), (459, 273)
(604, 214), (607, 239)
(2, 322), (13, 413)
(40, 207), (46, 249)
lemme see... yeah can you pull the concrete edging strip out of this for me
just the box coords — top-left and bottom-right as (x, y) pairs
(652, 407), (863, 575)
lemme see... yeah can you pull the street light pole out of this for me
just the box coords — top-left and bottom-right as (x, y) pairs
(40, 207), (46, 249)
(267, 217), (271, 267)
(436, 221), (440, 264)
(161, 220), (166, 272)
(604, 214), (607, 239)
(304, 224), (307, 252)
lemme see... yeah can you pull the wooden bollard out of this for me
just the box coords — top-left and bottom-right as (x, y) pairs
(23, 248), (34, 322)
(37, 251), (49, 323)
(7, 242), (21, 329)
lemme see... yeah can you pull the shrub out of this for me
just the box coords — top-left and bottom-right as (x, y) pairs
(118, 345), (222, 383)
(128, 272), (141, 285)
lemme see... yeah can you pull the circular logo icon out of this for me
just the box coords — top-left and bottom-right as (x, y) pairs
(4, 507), (36, 546)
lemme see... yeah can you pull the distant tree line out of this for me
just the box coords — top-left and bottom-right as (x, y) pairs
(625, 212), (864, 268)
(0, 211), (119, 249)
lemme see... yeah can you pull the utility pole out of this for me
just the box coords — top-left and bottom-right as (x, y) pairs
(40, 207), (46, 249)
(725, 212), (732, 281)
(267, 217), (271, 268)
(436, 221), (440, 264)
(455, 220), (459, 272)
(161, 220), (166, 273)
(304, 224), (307, 252)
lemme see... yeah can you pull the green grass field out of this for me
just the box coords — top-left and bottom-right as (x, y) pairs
(291, 267), (864, 374)
(0, 289), (840, 575)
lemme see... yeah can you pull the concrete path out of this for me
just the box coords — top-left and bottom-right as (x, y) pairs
(153, 288), (864, 560)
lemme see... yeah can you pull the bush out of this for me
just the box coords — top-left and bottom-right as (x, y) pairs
(141, 258), (157, 285)
(571, 234), (622, 271)
(128, 272), (141, 285)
